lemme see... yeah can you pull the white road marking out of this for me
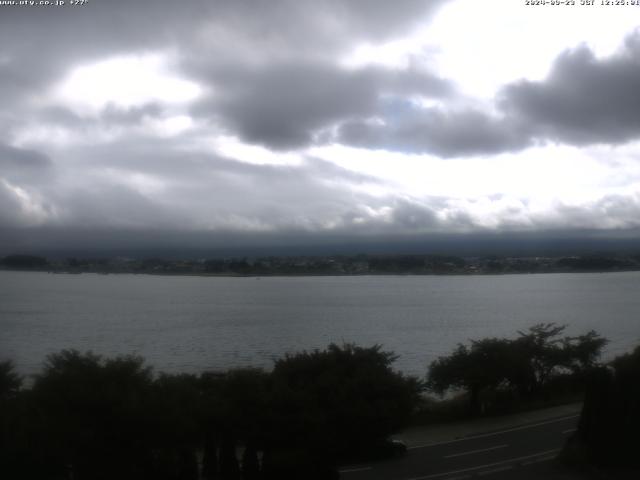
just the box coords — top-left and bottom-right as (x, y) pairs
(562, 428), (576, 434)
(405, 448), (560, 480)
(478, 465), (514, 475)
(444, 444), (508, 459)
(339, 466), (372, 474)
(408, 414), (579, 450)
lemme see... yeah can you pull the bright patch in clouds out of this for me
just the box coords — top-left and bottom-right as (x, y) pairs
(104, 170), (167, 197)
(311, 143), (635, 205)
(427, 0), (640, 97)
(53, 54), (202, 113)
(343, 0), (640, 99)
(215, 136), (303, 166)
(144, 115), (194, 138)
(1, 179), (51, 226)
(342, 36), (429, 70)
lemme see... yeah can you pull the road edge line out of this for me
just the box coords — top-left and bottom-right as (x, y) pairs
(407, 414), (579, 450)
(405, 448), (561, 480)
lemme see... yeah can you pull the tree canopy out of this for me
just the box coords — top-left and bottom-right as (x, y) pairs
(0, 360), (22, 400)
(270, 343), (421, 462)
(564, 345), (640, 469)
(0, 344), (420, 480)
(427, 324), (607, 415)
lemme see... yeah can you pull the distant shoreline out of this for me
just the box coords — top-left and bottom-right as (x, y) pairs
(3, 267), (640, 278)
(4, 252), (640, 277)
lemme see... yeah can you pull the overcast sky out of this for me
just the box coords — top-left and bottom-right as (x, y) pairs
(2, 0), (640, 252)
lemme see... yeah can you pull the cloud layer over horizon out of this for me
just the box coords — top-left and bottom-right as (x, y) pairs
(2, 0), (640, 251)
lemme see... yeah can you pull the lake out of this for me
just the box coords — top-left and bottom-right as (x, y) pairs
(1, 270), (639, 377)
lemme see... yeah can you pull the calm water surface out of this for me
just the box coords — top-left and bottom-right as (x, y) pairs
(1, 270), (639, 377)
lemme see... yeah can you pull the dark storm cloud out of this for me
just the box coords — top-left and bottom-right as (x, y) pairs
(339, 106), (530, 157)
(196, 63), (381, 149)
(192, 61), (453, 149)
(501, 32), (640, 146)
(0, 143), (52, 184)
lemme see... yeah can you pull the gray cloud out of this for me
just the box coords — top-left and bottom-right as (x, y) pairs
(0, 0), (450, 99)
(0, 143), (53, 184)
(0, 143), (51, 169)
(339, 106), (530, 157)
(0, 0), (452, 154)
(0, 143), (56, 228)
(549, 194), (640, 230)
(196, 63), (381, 149)
(192, 61), (453, 149)
(0, 181), (27, 228)
(501, 32), (640, 146)
(0, 64), (39, 109)
(0, 132), (487, 238)
(3, 0), (640, 248)
(389, 198), (440, 229)
(41, 104), (167, 132)
(3, 134), (390, 233)
(336, 31), (640, 157)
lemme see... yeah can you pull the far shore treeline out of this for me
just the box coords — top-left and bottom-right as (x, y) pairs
(4, 252), (640, 276)
(1, 325), (638, 479)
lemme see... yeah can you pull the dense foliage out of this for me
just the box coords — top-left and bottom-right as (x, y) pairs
(426, 323), (607, 415)
(563, 345), (640, 469)
(0, 344), (420, 480)
(0, 360), (22, 400)
(269, 345), (421, 465)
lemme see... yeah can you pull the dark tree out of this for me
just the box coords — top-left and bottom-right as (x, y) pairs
(0, 360), (22, 400)
(563, 345), (640, 469)
(513, 323), (568, 393)
(241, 442), (261, 480)
(427, 324), (608, 414)
(199, 368), (270, 479)
(29, 350), (156, 480)
(0, 361), (24, 477)
(560, 330), (608, 376)
(513, 323), (607, 394)
(427, 338), (513, 415)
(219, 436), (240, 480)
(267, 343), (421, 473)
(151, 373), (202, 480)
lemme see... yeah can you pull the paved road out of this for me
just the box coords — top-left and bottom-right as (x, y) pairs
(339, 413), (580, 480)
